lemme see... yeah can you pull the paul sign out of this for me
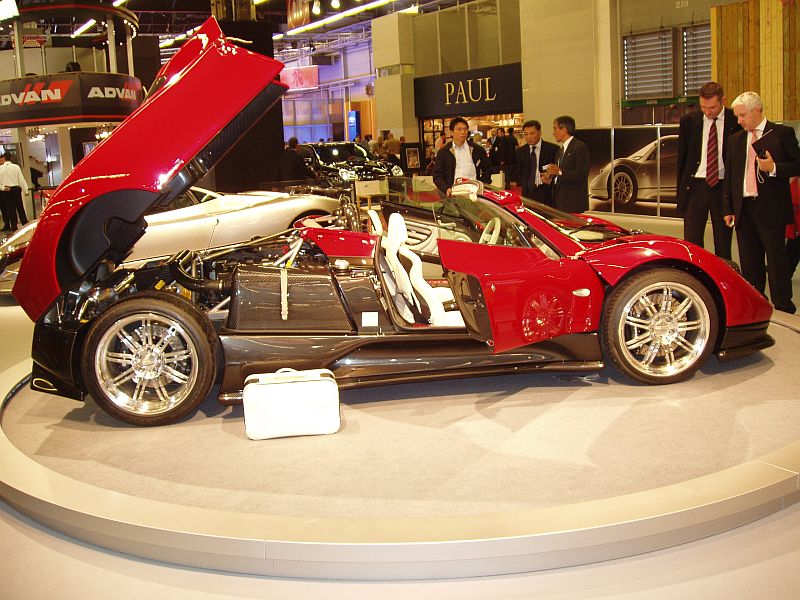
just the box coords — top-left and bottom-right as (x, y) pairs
(414, 63), (521, 118)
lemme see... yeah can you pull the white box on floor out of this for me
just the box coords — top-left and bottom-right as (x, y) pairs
(243, 368), (340, 440)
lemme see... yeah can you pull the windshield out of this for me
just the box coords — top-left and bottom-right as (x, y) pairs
(314, 143), (370, 164)
(375, 177), (625, 251)
(509, 190), (628, 243)
(383, 178), (535, 249)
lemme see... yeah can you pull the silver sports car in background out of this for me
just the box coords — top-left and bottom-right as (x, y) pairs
(590, 135), (678, 204)
(0, 186), (342, 294)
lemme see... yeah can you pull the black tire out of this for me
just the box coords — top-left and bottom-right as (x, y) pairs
(600, 269), (718, 384)
(81, 291), (218, 426)
(609, 166), (638, 204)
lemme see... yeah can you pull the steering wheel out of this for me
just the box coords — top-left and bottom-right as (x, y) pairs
(478, 217), (501, 245)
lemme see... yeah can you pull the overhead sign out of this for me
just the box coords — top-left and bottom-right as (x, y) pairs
(282, 65), (320, 92)
(414, 63), (522, 118)
(0, 72), (143, 127)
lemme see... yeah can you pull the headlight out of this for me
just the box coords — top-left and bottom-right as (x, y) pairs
(339, 168), (357, 181)
(391, 165), (404, 176)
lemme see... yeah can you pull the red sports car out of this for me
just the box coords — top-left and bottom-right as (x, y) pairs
(12, 19), (774, 426)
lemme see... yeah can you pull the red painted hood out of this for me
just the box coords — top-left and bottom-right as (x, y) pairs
(12, 17), (287, 321)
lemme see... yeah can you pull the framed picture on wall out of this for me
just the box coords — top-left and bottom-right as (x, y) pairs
(405, 147), (420, 170)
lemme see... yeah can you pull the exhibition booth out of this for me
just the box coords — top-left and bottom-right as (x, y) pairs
(2, 0), (800, 588)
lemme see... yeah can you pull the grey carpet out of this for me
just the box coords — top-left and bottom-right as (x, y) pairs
(3, 322), (798, 520)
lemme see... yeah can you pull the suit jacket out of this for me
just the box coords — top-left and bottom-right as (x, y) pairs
(553, 137), (590, 213)
(278, 149), (315, 181)
(676, 107), (740, 211)
(490, 135), (512, 165)
(516, 140), (559, 204)
(722, 121), (800, 227)
(432, 141), (493, 193)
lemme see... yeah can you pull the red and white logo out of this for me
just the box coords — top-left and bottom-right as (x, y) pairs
(0, 80), (74, 106)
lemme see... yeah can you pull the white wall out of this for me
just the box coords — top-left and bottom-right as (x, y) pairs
(519, 0), (620, 129)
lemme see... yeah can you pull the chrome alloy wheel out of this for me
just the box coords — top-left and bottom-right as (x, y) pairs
(616, 281), (711, 378)
(93, 312), (200, 417)
(612, 171), (635, 203)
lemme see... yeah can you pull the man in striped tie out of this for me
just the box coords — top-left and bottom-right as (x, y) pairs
(677, 82), (741, 258)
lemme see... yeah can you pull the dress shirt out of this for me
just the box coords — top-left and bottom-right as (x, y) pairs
(742, 118), (776, 197)
(560, 136), (572, 158)
(453, 141), (477, 181)
(530, 142), (542, 185)
(0, 161), (29, 195)
(557, 136), (573, 171)
(695, 112), (725, 180)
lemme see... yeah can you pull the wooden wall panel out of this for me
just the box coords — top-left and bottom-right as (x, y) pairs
(785, 0), (799, 119)
(711, 1), (757, 101)
(712, 0), (797, 120)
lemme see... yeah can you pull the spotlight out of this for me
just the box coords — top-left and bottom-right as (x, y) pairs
(331, 0), (341, 8)
(27, 127), (45, 143)
(312, 1), (321, 15)
(95, 124), (115, 140)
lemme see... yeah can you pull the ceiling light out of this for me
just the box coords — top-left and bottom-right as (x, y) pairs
(312, 1), (321, 15)
(283, 0), (394, 36)
(28, 127), (45, 143)
(71, 19), (96, 38)
(112, 0), (128, 6)
(95, 124), (115, 140)
(0, 0), (20, 20)
(331, 0), (341, 9)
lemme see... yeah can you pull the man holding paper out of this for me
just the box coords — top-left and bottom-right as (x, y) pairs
(723, 91), (800, 313)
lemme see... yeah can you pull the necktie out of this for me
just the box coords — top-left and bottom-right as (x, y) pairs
(706, 120), (719, 187)
(531, 145), (540, 186)
(745, 130), (758, 197)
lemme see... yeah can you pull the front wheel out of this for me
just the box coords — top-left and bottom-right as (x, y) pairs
(609, 166), (638, 204)
(601, 269), (718, 384)
(81, 292), (218, 426)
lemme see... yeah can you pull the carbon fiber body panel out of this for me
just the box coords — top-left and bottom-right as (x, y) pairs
(225, 264), (354, 333)
(218, 332), (603, 394)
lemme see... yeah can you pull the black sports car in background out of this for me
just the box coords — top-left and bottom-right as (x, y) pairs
(299, 142), (404, 182)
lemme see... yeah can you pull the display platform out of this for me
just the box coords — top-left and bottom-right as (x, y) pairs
(2, 313), (800, 580)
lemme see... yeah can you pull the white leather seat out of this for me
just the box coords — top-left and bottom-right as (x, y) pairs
(384, 213), (464, 328)
(367, 209), (383, 235)
(382, 213), (421, 323)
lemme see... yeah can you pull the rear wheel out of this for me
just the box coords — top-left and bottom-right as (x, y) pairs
(81, 292), (217, 426)
(601, 269), (718, 384)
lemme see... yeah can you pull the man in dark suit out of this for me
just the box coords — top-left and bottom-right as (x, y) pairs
(543, 115), (590, 213)
(515, 120), (559, 206)
(278, 137), (316, 182)
(677, 82), (741, 259)
(489, 127), (511, 186)
(433, 116), (493, 195)
(723, 91), (800, 314)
